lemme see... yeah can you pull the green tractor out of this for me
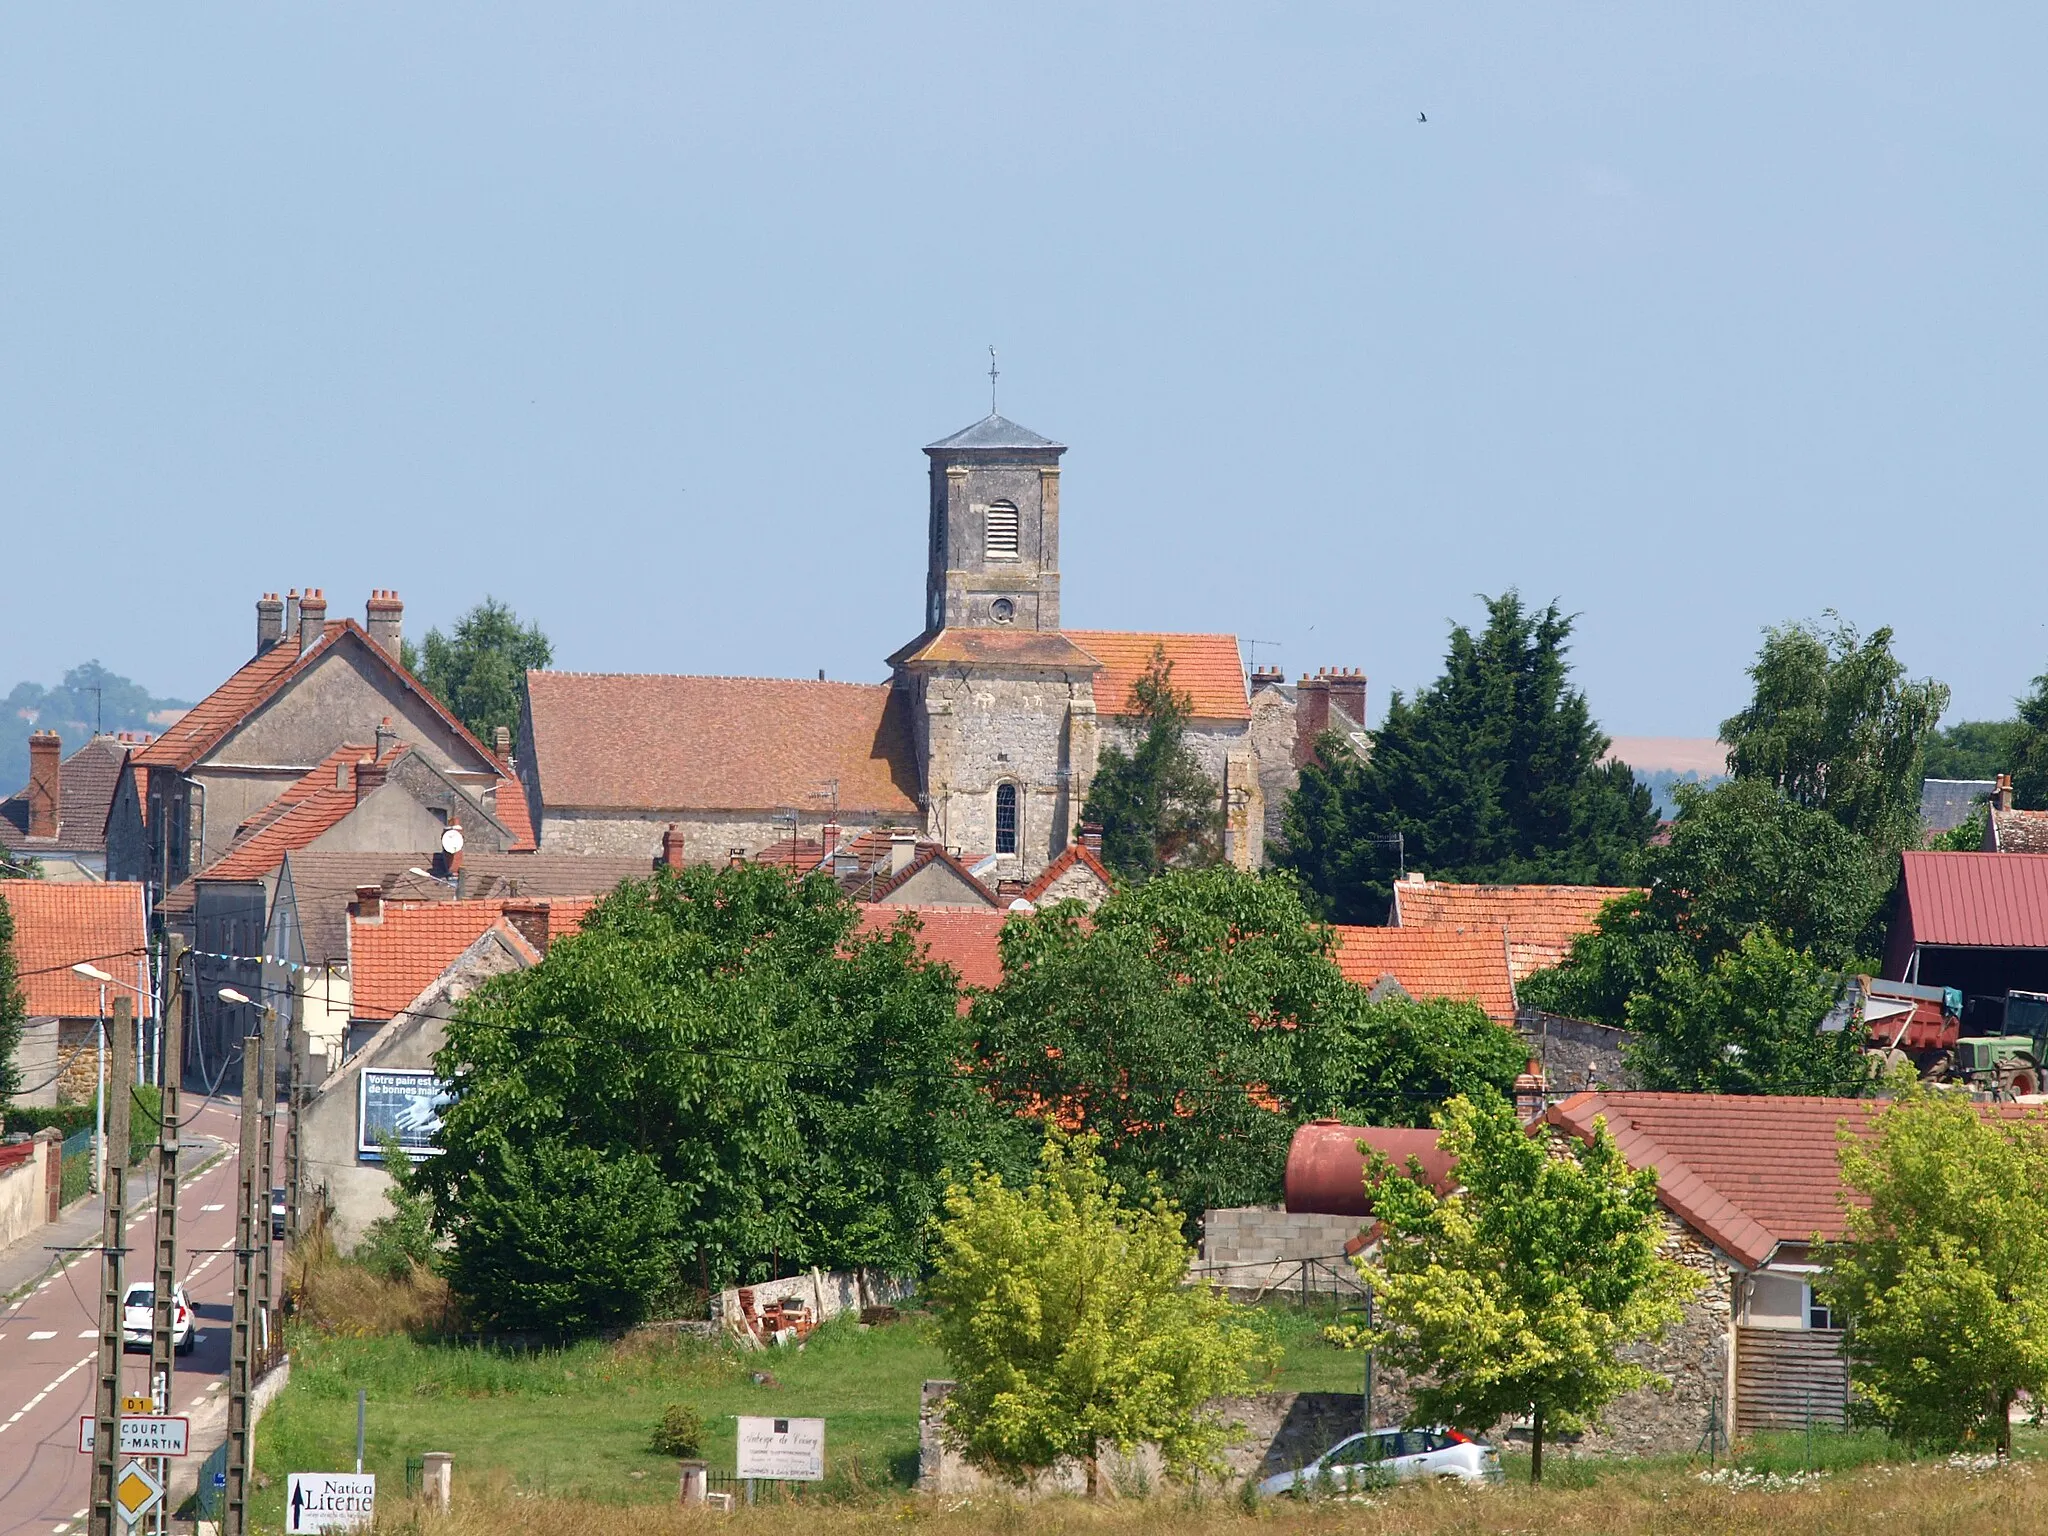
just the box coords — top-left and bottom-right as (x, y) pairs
(1954, 990), (2048, 1099)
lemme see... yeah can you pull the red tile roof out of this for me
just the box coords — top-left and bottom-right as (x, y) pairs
(1329, 924), (1517, 1022)
(523, 673), (921, 816)
(1063, 631), (1250, 721)
(1990, 809), (2048, 854)
(856, 904), (1010, 991)
(888, 628), (1104, 670)
(349, 897), (595, 1021)
(1898, 850), (2048, 949)
(0, 735), (132, 855)
(0, 881), (152, 1019)
(132, 618), (498, 775)
(1022, 842), (1115, 904)
(489, 779), (537, 852)
(159, 745), (389, 910)
(1390, 880), (1642, 981)
(1545, 1092), (1881, 1268)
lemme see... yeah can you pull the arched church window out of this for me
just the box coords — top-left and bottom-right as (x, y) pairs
(995, 782), (1019, 855)
(985, 501), (1020, 560)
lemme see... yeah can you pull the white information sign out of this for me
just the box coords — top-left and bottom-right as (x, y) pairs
(286, 1472), (377, 1533)
(77, 1416), (191, 1456)
(735, 1416), (825, 1481)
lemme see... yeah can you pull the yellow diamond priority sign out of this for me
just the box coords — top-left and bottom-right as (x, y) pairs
(115, 1459), (163, 1526)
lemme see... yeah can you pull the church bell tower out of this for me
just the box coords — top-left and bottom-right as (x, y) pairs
(921, 412), (1067, 635)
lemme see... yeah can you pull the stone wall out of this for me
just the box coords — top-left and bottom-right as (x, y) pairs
(915, 671), (1091, 877)
(1196, 1206), (1365, 1295)
(1518, 1010), (1635, 1093)
(535, 807), (894, 865)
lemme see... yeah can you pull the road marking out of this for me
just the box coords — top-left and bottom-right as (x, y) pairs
(199, 1204), (223, 1212)
(53, 1523), (70, 1533)
(28, 1330), (55, 1340)
(206, 1381), (221, 1393)
(77, 1330), (96, 1338)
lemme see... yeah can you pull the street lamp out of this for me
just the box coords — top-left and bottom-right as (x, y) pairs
(216, 986), (273, 1016)
(70, 963), (113, 1193)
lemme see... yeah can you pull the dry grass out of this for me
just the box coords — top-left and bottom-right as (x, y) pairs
(356, 1459), (2048, 1536)
(286, 1229), (453, 1338)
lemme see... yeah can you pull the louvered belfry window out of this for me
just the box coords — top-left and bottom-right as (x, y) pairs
(985, 501), (1020, 560)
(995, 782), (1019, 854)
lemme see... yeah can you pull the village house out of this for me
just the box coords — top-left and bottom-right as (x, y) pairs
(515, 414), (1351, 880)
(1327, 923), (1519, 1024)
(1386, 875), (1640, 984)
(0, 730), (147, 883)
(0, 881), (152, 1108)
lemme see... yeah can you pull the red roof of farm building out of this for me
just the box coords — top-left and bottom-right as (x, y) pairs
(1898, 850), (2048, 949)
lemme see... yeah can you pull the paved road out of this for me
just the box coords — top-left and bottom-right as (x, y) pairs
(0, 1098), (277, 1536)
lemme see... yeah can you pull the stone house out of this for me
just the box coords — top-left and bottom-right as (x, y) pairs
(108, 588), (508, 902)
(0, 880), (152, 1108)
(516, 412), (1358, 880)
(0, 730), (143, 882)
(1388, 876), (1641, 985)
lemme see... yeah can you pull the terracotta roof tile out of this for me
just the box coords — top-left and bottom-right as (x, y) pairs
(1391, 880), (1642, 981)
(524, 672), (921, 816)
(1062, 631), (1250, 721)
(1329, 924), (1517, 1022)
(1544, 1092), (1886, 1268)
(349, 897), (595, 1021)
(159, 745), (388, 910)
(856, 904), (1010, 991)
(887, 628), (1104, 670)
(0, 881), (152, 1018)
(0, 736), (132, 855)
(1991, 809), (2048, 855)
(1898, 850), (2048, 949)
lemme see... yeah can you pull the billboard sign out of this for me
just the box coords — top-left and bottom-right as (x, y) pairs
(735, 1416), (825, 1481)
(286, 1473), (376, 1533)
(358, 1069), (451, 1156)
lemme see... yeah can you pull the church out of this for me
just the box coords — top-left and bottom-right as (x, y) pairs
(514, 410), (1361, 880)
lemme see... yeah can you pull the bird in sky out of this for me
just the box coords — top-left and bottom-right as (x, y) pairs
(1417, 112), (1427, 123)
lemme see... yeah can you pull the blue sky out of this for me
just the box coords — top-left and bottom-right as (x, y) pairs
(3, 4), (2043, 740)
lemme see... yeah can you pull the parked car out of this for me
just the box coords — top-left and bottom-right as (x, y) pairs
(270, 1186), (287, 1240)
(1258, 1427), (1501, 1496)
(120, 1282), (196, 1355)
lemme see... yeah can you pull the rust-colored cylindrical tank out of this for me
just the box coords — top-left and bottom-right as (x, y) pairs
(1283, 1120), (1458, 1216)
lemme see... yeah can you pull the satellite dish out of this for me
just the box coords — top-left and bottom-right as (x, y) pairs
(440, 825), (465, 855)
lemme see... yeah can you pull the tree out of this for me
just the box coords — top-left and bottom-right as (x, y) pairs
(1624, 929), (1870, 1096)
(422, 864), (1019, 1330)
(926, 1133), (1262, 1495)
(0, 887), (23, 1106)
(1287, 995), (1530, 1129)
(1923, 720), (2022, 784)
(971, 868), (1346, 1226)
(1720, 616), (1948, 849)
(1280, 593), (1656, 924)
(1349, 1091), (1700, 1483)
(2014, 672), (2048, 811)
(0, 661), (190, 800)
(403, 597), (553, 742)
(1515, 893), (1687, 1027)
(1078, 646), (1220, 880)
(1818, 1092), (2048, 1453)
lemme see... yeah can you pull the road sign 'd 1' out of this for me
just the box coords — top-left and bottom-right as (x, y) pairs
(286, 1472), (377, 1533)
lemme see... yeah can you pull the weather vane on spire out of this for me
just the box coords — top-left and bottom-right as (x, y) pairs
(988, 344), (999, 415)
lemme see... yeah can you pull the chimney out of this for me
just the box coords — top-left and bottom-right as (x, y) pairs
(365, 589), (404, 663)
(1996, 773), (2015, 812)
(661, 824), (687, 870)
(1514, 1057), (1549, 1126)
(728, 848), (748, 869)
(996, 877), (1028, 901)
(1248, 666), (1285, 694)
(502, 901), (551, 955)
(435, 821), (464, 880)
(1326, 668), (1367, 729)
(375, 717), (397, 759)
(299, 588), (328, 650)
(493, 726), (512, 759)
(255, 593), (285, 656)
(1079, 822), (1103, 857)
(821, 821), (841, 857)
(354, 884), (383, 922)
(1293, 673), (1332, 768)
(889, 831), (918, 875)
(284, 589), (301, 638)
(26, 730), (61, 839)
(354, 757), (387, 803)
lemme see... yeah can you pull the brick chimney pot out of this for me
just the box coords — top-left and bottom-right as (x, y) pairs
(299, 588), (328, 651)
(26, 730), (60, 839)
(256, 592), (285, 656)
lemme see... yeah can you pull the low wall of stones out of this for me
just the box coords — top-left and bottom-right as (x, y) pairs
(1517, 1010), (1634, 1094)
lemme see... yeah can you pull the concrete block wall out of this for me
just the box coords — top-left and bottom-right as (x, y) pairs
(1195, 1205), (1365, 1294)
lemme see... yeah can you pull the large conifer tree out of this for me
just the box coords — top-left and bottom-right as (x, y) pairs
(1280, 593), (1655, 924)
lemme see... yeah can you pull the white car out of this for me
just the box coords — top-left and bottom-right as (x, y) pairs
(1259, 1427), (1502, 1496)
(121, 1281), (196, 1355)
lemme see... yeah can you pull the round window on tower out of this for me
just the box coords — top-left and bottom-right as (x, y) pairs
(990, 598), (1015, 624)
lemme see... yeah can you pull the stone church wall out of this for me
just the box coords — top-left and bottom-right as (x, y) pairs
(536, 808), (902, 866)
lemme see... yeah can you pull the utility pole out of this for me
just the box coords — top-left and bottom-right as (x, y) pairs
(223, 1032), (261, 1536)
(284, 1010), (304, 1243)
(88, 998), (134, 1536)
(254, 1012), (278, 1369)
(149, 943), (186, 1433)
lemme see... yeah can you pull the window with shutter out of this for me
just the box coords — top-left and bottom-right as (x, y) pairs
(985, 501), (1020, 560)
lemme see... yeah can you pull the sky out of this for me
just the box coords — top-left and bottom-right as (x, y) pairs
(3, 4), (2045, 747)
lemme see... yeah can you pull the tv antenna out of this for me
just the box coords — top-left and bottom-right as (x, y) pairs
(1243, 639), (1282, 675)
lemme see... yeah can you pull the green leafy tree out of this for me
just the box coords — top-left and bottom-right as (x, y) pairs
(1288, 995), (1529, 1129)
(354, 1133), (439, 1281)
(0, 661), (190, 799)
(971, 869), (1344, 1226)
(1624, 929), (1870, 1095)
(1078, 647), (1220, 880)
(926, 1132), (1262, 1495)
(403, 597), (553, 742)
(423, 864), (1018, 1331)
(1818, 1092), (2048, 1453)
(1515, 893), (1687, 1026)
(2014, 672), (2048, 811)
(1280, 593), (1656, 924)
(0, 886), (24, 1105)
(1932, 806), (1990, 853)
(1346, 1091), (1700, 1483)
(1923, 720), (2022, 784)
(1720, 616), (1948, 849)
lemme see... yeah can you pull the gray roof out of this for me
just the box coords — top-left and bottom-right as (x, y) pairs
(1920, 778), (1995, 834)
(925, 413), (1065, 452)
